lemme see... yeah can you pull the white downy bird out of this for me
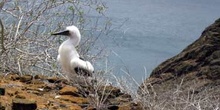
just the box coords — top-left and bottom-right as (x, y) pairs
(52, 25), (94, 77)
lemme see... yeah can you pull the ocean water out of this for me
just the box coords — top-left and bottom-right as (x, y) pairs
(98, 0), (220, 83)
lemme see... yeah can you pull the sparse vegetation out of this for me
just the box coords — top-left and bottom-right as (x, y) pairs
(136, 79), (220, 110)
(0, 0), (110, 76)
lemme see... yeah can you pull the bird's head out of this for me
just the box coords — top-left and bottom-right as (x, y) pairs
(52, 25), (81, 46)
(52, 25), (81, 38)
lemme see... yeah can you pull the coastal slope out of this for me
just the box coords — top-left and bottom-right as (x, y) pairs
(139, 18), (220, 97)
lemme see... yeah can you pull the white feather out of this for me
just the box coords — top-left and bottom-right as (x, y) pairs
(55, 25), (94, 76)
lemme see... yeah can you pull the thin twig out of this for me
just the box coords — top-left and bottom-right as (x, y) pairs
(14, 15), (23, 41)
(0, 19), (5, 53)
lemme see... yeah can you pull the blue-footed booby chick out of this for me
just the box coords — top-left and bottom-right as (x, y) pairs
(52, 25), (94, 77)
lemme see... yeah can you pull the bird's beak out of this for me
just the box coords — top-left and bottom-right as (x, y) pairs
(51, 30), (70, 36)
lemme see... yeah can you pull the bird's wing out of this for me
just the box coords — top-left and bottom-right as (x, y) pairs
(70, 58), (94, 76)
(74, 67), (93, 77)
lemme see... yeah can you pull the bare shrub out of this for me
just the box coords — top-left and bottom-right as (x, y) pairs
(0, 0), (111, 76)
(104, 66), (220, 110)
(136, 78), (220, 110)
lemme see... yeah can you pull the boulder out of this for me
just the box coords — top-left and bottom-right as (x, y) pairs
(0, 88), (5, 95)
(12, 98), (37, 110)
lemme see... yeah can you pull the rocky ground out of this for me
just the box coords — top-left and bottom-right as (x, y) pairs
(0, 73), (141, 110)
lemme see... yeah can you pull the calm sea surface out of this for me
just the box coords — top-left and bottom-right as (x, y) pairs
(97, 0), (220, 83)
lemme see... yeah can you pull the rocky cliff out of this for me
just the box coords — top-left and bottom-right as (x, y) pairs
(139, 18), (220, 96)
